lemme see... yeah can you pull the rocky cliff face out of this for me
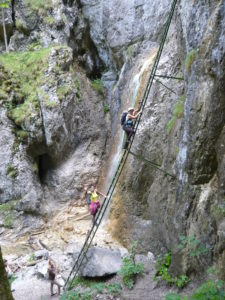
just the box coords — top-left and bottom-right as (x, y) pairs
(0, 0), (224, 278)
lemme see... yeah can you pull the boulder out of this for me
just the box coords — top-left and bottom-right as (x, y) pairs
(80, 247), (122, 277)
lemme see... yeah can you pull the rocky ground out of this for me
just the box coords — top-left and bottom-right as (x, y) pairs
(1, 203), (201, 300)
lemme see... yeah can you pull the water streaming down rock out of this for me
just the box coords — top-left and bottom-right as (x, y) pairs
(99, 51), (158, 226)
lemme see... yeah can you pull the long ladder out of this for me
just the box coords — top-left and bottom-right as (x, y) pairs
(64, 0), (178, 291)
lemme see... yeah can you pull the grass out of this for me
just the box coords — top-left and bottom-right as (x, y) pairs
(4, 214), (13, 228)
(6, 164), (18, 178)
(167, 94), (185, 134)
(57, 85), (72, 102)
(91, 79), (104, 95)
(0, 47), (52, 126)
(185, 49), (197, 74)
(104, 104), (110, 114)
(0, 200), (16, 228)
(63, 277), (122, 299)
(24, 0), (53, 14)
(43, 16), (57, 25)
(0, 200), (15, 213)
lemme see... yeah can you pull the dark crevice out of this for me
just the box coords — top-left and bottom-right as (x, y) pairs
(76, 24), (105, 79)
(38, 154), (54, 184)
(11, 0), (16, 28)
(62, 0), (77, 7)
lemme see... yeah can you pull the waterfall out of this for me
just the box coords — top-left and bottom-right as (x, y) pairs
(99, 50), (157, 225)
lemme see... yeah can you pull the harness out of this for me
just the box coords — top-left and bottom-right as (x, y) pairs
(125, 115), (134, 127)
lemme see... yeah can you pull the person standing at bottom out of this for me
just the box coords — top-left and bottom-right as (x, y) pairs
(87, 186), (106, 224)
(48, 259), (62, 296)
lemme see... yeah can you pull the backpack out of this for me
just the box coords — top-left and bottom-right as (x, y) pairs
(120, 112), (128, 126)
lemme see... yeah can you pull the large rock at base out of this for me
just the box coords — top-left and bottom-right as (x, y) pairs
(80, 247), (122, 277)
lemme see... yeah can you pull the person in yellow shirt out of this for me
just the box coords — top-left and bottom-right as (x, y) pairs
(87, 186), (106, 224)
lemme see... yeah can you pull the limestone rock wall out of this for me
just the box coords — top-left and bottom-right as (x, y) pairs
(109, 0), (225, 276)
(0, 0), (224, 277)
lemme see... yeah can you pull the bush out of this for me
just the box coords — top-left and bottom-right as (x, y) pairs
(191, 280), (225, 300)
(178, 235), (208, 257)
(119, 241), (144, 289)
(165, 280), (225, 300)
(154, 252), (190, 288)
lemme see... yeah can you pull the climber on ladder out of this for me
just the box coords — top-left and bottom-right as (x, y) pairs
(87, 186), (106, 224)
(121, 103), (142, 149)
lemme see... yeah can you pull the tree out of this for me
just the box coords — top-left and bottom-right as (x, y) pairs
(0, 246), (14, 300)
(0, 0), (10, 52)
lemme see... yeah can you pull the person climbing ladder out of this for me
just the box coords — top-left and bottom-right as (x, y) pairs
(121, 104), (142, 149)
(87, 186), (106, 224)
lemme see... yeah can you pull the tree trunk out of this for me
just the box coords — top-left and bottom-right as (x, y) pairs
(2, 7), (8, 52)
(0, 247), (14, 300)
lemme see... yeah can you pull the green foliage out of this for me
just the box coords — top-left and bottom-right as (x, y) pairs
(211, 201), (225, 222)
(0, 0), (10, 9)
(178, 235), (208, 257)
(154, 252), (190, 288)
(60, 290), (91, 300)
(24, 0), (52, 14)
(0, 200), (16, 228)
(104, 104), (110, 114)
(165, 293), (182, 300)
(119, 241), (144, 289)
(91, 79), (104, 95)
(32, 162), (38, 173)
(57, 85), (72, 101)
(4, 214), (13, 228)
(16, 130), (29, 142)
(28, 253), (35, 263)
(167, 94), (185, 134)
(6, 164), (18, 178)
(0, 201), (15, 213)
(106, 283), (122, 294)
(68, 277), (122, 297)
(9, 274), (16, 286)
(43, 16), (57, 25)
(27, 41), (42, 52)
(191, 280), (225, 300)
(165, 280), (225, 300)
(185, 49), (197, 74)
(167, 116), (176, 134)
(0, 47), (52, 126)
(126, 45), (134, 58)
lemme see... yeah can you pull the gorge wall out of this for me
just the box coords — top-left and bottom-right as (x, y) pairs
(0, 0), (224, 278)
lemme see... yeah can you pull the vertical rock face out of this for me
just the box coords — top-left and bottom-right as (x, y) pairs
(0, 0), (224, 277)
(109, 0), (225, 276)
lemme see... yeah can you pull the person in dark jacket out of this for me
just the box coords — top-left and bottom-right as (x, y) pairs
(123, 106), (142, 149)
